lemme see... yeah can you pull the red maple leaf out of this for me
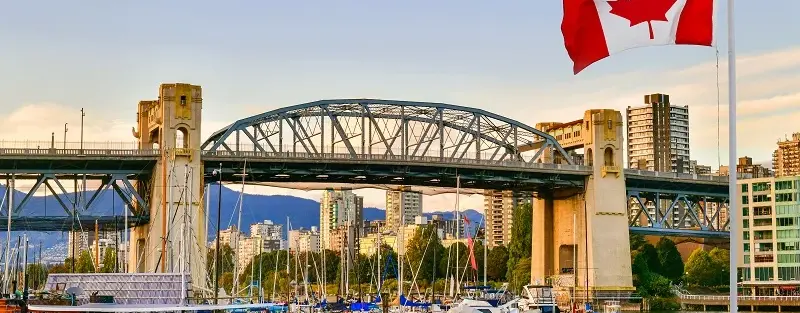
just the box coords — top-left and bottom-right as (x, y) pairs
(607, 0), (677, 40)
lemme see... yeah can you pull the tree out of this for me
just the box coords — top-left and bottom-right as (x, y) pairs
(709, 247), (730, 286)
(684, 248), (716, 287)
(506, 203), (532, 280)
(629, 234), (647, 251)
(25, 264), (47, 290)
(639, 243), (661, 273)
(510, 257), (531, 293)
(76, 250), (95, 273)
(206, 244), (235, 275)
(487, 246), (509, 281)
(655, 238), (683, 282)
(101, 248), (117, 273)
(405, 225), (445, 284)
(48, 263), (69, 274)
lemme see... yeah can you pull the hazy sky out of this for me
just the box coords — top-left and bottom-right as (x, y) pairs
(2, 1), (800, 212)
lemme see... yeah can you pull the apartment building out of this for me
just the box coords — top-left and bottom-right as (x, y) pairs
(288, 227), (321, 253)
(385, 190), (423, 230)
(719, 156), (772, 179)
(774, 133), (800, 177)
(626, 93), (690, 173)
(319, 189), (363, 250)
(738, 175), (800, 296)
(483, 190), (532, 247)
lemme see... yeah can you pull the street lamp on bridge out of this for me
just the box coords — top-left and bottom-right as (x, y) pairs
(63, 123), (68, 149)
(80, 108), (85, 154)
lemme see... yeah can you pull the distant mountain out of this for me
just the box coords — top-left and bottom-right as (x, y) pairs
(0, 185), (484, 261)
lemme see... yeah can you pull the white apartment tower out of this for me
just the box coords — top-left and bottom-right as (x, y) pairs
(385, 190), (423, 230)
(319, 189), (363, 250)
(627, 93), (690, 173)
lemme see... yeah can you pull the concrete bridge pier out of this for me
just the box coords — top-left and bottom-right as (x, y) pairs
(531, 109), (634, 298)
(130, 83), (208, 293)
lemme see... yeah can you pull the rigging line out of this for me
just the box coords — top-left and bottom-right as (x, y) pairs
(716, 47), (722, 169)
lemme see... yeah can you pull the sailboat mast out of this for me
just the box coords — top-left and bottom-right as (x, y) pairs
(233, 160), (247, 298)
(398, 187), (404, 298)
(286, 217), (291, 303)
(455, 175), (460, 295)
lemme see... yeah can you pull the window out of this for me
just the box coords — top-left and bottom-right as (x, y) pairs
(744, 231), (750, 240)
(739, 268), (751, 282)
(753, 194), (771, 203)
(754, 206), (772, 216)
(778, 218), (799, 227)
(776, 180), (794, 191)
(744, 243), (750, 252)
(744, 255), (751, 264)
(754, 218), (772, 227)
(742, 184), (749, 192)
(743, 219), (750, 229)
(755, 267), (774, 281)
(777, 193), (795, 202)
(743, 196), (749, 205)
(779, 242), (800, 251)
(753, 182), (772, 192)
(180, 95), (187, 105)
(607, 120), (612, 129)
(779, 267), (800, 280)
(743, 207), (750, 216)
(778, 253), (800, 263)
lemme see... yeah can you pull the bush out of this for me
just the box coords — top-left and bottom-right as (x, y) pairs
(648, 297), (681, 311)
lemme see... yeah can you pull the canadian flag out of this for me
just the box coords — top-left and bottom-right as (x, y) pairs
(562, 0), (715, 74)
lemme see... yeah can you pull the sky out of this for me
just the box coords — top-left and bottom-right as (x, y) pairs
(2, 1), (800, 212)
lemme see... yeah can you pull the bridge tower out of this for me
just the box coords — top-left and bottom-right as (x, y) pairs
(531, 109), (634, 298)
(131, 83), (207, 291)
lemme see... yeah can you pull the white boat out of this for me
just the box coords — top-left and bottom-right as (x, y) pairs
(445, 298), (519, 313)
(517, 285), (559, 313)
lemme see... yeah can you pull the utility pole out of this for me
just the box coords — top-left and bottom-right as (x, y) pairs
(63, 123), (68, 149)
(79, 108), (85, 153)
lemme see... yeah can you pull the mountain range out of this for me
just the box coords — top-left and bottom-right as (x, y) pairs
(0, 185), (483, 262)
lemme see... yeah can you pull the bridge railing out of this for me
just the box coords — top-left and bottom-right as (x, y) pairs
(202, 150), (593, 172)
(624, 169), (729, 183)
(680, 294), (800, 302)
(0, 147), (159, 157)
(0, 141), (139, 150)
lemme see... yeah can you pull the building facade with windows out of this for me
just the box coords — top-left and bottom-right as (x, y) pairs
(483, 190), (532, 247)
(738, 175), (800, 296)
(626, 93), (690, 173)
(385, 190), (423, 230)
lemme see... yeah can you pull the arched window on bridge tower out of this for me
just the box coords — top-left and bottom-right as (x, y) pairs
(175, 127), (189, 149)
(586, 148), (593, 166)
(604, 147), (614, 166)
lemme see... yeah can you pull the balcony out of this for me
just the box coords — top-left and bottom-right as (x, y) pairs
(602, 165), (621, 177)
(173, 148), (192, 158)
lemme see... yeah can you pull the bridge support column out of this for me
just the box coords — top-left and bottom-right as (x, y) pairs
(131, 83), (208, 294)
(531, 109), (634, 298)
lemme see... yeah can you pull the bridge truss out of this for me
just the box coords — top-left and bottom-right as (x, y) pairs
(627, 188), (730, 239)
(203, 99), (575, 165)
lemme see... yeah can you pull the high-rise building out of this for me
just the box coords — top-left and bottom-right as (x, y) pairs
(385, 190), (423, 230)
(289, 227), (321, 253)
(250, 219), (283, 250)
(483, 190), (532, 247)
(319, 189), (363, 250)
(68, 231), (119, 259)
(626, 93), (690, 173)
(774, 133), (800, 177)
(737, 175), (800, 296)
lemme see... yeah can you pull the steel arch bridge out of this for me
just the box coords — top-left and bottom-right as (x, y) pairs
(203, 99), (574, 164)
(200, 99), (588, 190)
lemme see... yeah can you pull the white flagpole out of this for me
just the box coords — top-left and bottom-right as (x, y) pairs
(727, 0), (738, 312)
